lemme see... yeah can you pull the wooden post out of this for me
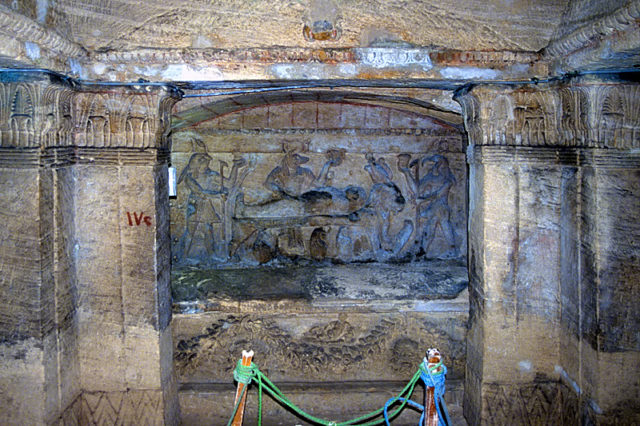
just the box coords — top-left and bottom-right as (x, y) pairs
(424, 348), (442, 426)
(232, 349), (254, 426)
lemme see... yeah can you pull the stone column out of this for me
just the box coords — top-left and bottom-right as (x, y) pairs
(0, 73), (80, 424)
(455, 76), (640, 424)
(70, 84), (181, 424)
(0, 71), (182, 424)
(571, 78), (640, 423)
(456, 83), (579, 424)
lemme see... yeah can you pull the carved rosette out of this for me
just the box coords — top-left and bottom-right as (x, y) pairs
(455, 79), (640, 150)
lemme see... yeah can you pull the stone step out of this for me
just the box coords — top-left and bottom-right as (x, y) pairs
(179, 379), (466, 425)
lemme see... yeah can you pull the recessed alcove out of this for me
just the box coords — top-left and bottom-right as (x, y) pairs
(168, 89), (470, 422)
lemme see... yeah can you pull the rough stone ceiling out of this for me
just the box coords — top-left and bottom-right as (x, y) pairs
(35, 0), (573, 52)
(0, 1), (637, 82)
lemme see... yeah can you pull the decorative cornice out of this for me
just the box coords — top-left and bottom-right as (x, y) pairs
(544, 0), (640, 63)
(82, 47), (544, 82)
(0, 5), (86, 60)
(189, 127), (458, 137)
(89, 47), (538, 69)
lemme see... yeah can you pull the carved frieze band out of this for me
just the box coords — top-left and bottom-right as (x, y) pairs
(89, 47), (539, 70)
(0, 79), (180, 150)
(455, 81), (640, 149)
(466, 146), (581, 166)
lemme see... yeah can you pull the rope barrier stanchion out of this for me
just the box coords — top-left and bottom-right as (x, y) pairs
(227, 347), (449, 425)
(231, 349), (254, 426)
(420, 348), (450, 426)
(424, 348), (440, 426)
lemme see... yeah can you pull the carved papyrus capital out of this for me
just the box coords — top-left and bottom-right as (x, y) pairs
(71, 85), (181, 150)
(0, 73), (181, 153)
(455, 78), (640, 149)
(576, 79), (640, 149)
(455, 84), (562, 147)
(0, 77), (74, 148)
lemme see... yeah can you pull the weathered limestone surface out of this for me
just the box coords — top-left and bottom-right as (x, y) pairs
(0, 165), (56, 424)
(0, 76), (80, 424)
(0, 0), (638, 85)
(0, 71), (181, 424)
(13, 0), (567, 52)
(456, 76), (640, 425)
(546, 1), (640, 73)
(576, 152), (640, 424)
(68, 85), (181, 424)
(463, 145), (578, 424)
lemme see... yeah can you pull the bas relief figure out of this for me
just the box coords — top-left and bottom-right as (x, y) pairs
(362, 153), (413, 256)
(397, 153), (458, 258)
(176, 138), (253, 263)
(264, 140), (337, 197)
(174, 137), (462, 266)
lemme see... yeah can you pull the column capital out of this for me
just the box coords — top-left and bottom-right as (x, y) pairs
(0, 70), (182, 153)
(454, 76), (640, 150)
(0, 74), (74, 148)
(71, 84), (181, 151)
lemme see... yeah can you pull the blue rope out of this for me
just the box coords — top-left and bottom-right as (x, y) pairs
(381, 358), (450, 426)
(383, 397), (424, 426)
(420, 359), (451, 426)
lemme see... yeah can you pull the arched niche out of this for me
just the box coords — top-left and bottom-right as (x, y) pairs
(168, 90), (469, 305)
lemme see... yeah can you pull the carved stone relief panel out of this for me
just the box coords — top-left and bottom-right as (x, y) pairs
(173, 311), (467, 384)
(170, 101), (467, 267)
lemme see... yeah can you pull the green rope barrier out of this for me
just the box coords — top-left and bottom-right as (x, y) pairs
(228, 360), (426, 426)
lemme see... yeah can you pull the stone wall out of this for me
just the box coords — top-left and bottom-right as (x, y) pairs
(1, 67), (639, 425)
